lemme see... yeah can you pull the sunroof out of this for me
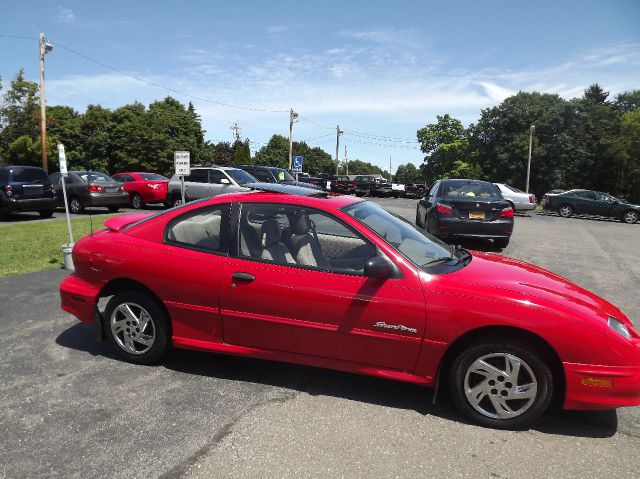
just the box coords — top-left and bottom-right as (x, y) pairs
(245, 182), (329, 197)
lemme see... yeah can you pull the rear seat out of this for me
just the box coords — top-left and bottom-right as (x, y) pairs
(171, 214), (221, 250)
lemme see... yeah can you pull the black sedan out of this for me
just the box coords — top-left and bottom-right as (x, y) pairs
(543, 189), (640, 224)
(415, 179), (514, 248)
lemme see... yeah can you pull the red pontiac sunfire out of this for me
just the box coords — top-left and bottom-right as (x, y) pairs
(59, 183), (640, 429)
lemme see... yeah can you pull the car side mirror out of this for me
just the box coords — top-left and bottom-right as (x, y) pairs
(364, 256), (393, 279)
(220, 178), (230, 185)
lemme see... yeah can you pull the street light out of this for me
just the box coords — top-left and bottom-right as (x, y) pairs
(39, 33), (53, 172)
(526, 124), (535, 194)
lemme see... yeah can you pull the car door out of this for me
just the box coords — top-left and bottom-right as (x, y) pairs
(422, 181), (440, 230)
(219, 202), (426, 371)
(572, 190), (597, 214)
(183, 169), (210, 200)
(208, 170), (246, 196)
(592, 192), (616, 218)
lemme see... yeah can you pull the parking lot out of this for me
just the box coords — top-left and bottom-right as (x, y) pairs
(1, 197), (639, 478)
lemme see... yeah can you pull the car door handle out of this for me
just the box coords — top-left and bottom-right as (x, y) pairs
(231, 272), (255, 287)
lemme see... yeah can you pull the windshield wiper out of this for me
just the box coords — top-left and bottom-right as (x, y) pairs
(423, 255), (454, 266)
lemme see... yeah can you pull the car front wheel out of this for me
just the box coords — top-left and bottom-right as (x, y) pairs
(558, 204), (573, 218)
(449, 341), (553, 429)
(622, 210), (639, 224)
(104, 291), (170, 364)
(69, 197), (84, 214)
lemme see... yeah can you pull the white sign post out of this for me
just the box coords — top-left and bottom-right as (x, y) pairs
(174, 151), (191, 204)
(58, 144), (75, 270)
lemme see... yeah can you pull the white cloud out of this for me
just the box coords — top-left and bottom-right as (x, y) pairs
(56, 6), (75, 23)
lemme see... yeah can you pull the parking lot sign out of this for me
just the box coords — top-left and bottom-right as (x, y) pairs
(174, 151), (191, 176)
(293, 155), (303, 173)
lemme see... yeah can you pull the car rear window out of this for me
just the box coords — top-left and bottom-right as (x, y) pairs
(78, 171), (115, 182)
(442, 180), (500, 199)
(139, 173), (167, 180)
(9, 167), (49, 183)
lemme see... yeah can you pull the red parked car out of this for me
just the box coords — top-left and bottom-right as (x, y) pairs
(59, 184), (640, 429)
(111, 172), (169, 209)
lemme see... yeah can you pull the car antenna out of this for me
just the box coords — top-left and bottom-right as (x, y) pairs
(85, 160), (94, 236)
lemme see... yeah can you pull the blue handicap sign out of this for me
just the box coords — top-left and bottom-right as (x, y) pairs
(293, 155), (303, 173)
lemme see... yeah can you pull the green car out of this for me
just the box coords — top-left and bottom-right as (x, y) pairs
(543, 189), (640, 224)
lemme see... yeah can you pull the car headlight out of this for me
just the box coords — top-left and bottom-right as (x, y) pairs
(608, 316), (631, 339)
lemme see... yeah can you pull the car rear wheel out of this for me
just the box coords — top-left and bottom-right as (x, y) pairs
(494, 237), (510, 249)
(38, 210), (54, 218)
(172, 196), (184, 208)
(558, 204), (573, 218)
(449, 341), (553, 429)
(69, 197), (84, 214)
(622, 210), (639, 224)
(131, 193), (144, 209)
(104, 291), (170, 364)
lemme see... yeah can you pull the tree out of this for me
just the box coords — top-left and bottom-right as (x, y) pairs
(393, 162), (423, 184)
(0, 69), (39, 160)
(214, 141), (234, 166)
(417, 114), (471, 184)
(233, 139), (251, 164)
(615, 90), (640, 113)
(253, 135), (289, 168)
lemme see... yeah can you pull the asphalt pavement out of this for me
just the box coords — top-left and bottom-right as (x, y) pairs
(1, 198), (639, 478)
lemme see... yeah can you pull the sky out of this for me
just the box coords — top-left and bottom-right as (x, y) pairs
(1, 0), (639, 173)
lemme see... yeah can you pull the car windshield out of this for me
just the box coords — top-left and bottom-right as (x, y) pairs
(342, 201), (453, 269)
(227, 169), (258, 185)
(10, 167), (48, 183)
(442, 180), (500, 199)
(268, 168), (295, 182)
(139, 173), (167, 180)
(78, 171), (115, 182)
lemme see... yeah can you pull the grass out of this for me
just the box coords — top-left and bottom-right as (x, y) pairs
(0, 214), (120, 277)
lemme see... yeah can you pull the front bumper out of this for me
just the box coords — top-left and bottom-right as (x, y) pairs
(563, 362), (640, 410)
(60, 274), (101, 325)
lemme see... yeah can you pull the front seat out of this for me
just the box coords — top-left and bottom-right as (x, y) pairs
(260, 219), (295, 264)
(288, 213), (327, 268)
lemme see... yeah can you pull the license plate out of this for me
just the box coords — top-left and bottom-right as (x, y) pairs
(469, 211), (485, 219)
(23, 185), (43, 195)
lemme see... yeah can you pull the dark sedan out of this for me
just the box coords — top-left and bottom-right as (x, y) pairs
(49, 171), (130, 214)
(543, 189), (639, 224)
(416, 178), (514, 248)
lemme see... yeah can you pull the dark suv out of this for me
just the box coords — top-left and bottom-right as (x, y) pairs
(236, 164), (321, 190)
(0, 165), (56, 219)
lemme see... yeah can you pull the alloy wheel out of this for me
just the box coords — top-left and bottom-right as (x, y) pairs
(623, 211), (638, 224)
(559, 205), (573, 218)
(110, 302), (156, 355)
(463, 352), (537, 420)
(132, 194), (143, 209)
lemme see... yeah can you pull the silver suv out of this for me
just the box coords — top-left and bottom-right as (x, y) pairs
(167, 166), (257, 207)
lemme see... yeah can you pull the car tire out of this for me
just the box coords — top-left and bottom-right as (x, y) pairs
(622, 210), (639, 224)
(449, 341), (553, 430)
(38, 210), (54, 218)
(131, 193), (144, 209)
(108, 206), (120, 213)
(69, 197), (84, 214)
(172, 196), (184, 208)
(104, 291), (171, 364)
(558, 204), (573, 218)
(494, 237), (510, 249)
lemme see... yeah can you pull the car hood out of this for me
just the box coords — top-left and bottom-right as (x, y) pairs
(426, 251), (627, 325)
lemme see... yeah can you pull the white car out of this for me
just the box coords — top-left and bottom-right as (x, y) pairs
(494, 183), (537, 212)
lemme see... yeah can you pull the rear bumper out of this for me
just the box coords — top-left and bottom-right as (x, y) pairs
(1, 196), (56, 213)
(60, 274), (101, 325)
(563, 362), (640, 410)
(433, 216), (514, 238)
(86, 193), (130, 207)
(138, 189), (168, 203)
(513, 202), (536, 211)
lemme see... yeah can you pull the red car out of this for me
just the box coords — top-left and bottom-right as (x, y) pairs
(59, 184), (640, 429)
(111, 172), (169, 209)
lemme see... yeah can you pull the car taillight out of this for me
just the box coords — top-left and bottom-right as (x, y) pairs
(118, 185), (124, 192)
(436, 203), (454, 215)
(5, 185), (13, 197)
(88, 184), (103, 192)
(146, 183), (159, 189)
(529, 195), (534, 204)
(500, 207), (514, 218)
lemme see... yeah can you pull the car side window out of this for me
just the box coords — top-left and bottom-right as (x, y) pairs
(596, 192), (613, 203)
(428, 181), (439, 198)
(253, 170), (273, 182)
(165, 205), (229, 254)
(209, 170), (226, 184)
(238, 203), (375, 274)
(49, 172), (61, 185)
(575, 191), (596, 200)
(185, 169), (209, 183)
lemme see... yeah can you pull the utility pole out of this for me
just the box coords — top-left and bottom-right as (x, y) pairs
(335, 125), (343, 175)
(288, 108), (298, 170)
(389, 156), (392, 181)
(526, 125), (535, 193)
(344, 144), (348, 175)
(230, 121), (241, 141)
(39, 33), (53, 173)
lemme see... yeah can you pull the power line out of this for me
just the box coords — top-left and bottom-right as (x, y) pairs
(0, 33), (38, 40)
(50, 40), (290, 114)
(297, 115), (334, 130)
(344, 130), (419, 143)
